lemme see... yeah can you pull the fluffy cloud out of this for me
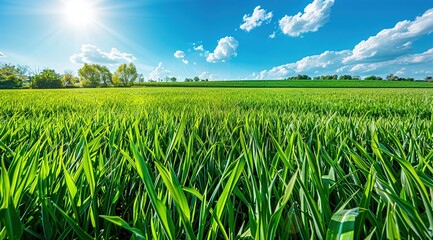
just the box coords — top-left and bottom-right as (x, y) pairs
(0, 52), (5, 57)
(199, 72), (215, 80)
(174, 50), (189, 64)
(148, 62), (170, 80)
(207, 36), (239, 63)
(70, 44), (136, 65)
(174, 50), (186, 59)
(259, 9), (433, 79)
(257, 50), (350, 79)
(240, 6), (273, 32)
(194, 45), (204, 51)
(345, 48), (433, 76)
(279, 0), (334, 37)
(344, 9), (433, 63)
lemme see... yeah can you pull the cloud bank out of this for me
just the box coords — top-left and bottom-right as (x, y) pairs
(70, 44), (136, 65)
(259, 8), (433, 79)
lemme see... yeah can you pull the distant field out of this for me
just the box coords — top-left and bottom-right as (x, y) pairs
(134, 79), (433, 88)
(1, 88), (432, 239)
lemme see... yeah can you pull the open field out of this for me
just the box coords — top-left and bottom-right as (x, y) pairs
(1, 88), (433, 239)
(134, 80), (433, 88)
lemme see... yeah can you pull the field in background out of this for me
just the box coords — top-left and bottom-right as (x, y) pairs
(134, 80), (433, 88)
(1, 88), (433, 239)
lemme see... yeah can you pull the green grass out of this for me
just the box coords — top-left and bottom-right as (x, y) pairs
(134, 80), (433, 88)
(0, 88), (432, 239)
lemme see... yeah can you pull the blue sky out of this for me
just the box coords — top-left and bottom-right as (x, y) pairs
(1, 0), (433, 80)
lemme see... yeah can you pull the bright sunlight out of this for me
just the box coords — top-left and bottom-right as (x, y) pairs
(63, 0), (96, 27)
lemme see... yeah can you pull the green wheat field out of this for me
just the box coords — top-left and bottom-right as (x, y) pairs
(1, 88), (433, 239)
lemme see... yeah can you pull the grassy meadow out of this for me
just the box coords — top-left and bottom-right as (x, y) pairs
(0, 88), (433, 239)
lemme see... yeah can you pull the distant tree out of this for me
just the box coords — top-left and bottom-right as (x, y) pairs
(113, 63), (137, 86)
(16, 65), (30, 86)
(0, 64), (23, 88)
(426, 76), (433, 82)
(61, 71), (79, 87)
(406, 77), (414, 81)
(78, 64), (112, 87)
(137, 74), (145, 83)
(194, 76), (200, 82)
(170, 77), (177, 82)
(318, 75), (337, 80)
(365, 75), (382, 80)
(287, 74), (311, 80)
(32, 69), (62, 88)
(386, 74), (399, 81)
(339, 75), (352, 80)
(185, 78), (193, 82)
(96, 65), (112, 86)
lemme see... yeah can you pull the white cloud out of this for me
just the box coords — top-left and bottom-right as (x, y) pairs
(240, 6), (273, 32)
(174, 50), (186, 59)
(344, 9), (433, 63)
(345, 48), (433, 76)
(199, 71), (214, 80)
(70, 44), (136, 65)
(194, 45), (204, 51)
(148, 62), (170, 80)
(257, 50), (350, 79)
(258, 47), (433, 79)
(279, 0), (334, 37)
(269, 32), (276, 39)
(182, 59), (189, 64)
(0, 52), (5, 57)
(259, 9), (433, 79)
(207, 36), (239, 63)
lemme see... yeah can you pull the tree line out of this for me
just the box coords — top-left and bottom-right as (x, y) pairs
(0, 63), (139, 89)
(284, 74), (425, 81)
(1, 62), (432, 89)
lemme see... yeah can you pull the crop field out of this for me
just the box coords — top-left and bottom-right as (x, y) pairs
(134, 80), (433, 88)
(0, 88), (433, 239)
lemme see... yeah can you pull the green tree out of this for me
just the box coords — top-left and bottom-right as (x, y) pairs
(32, 69), (62, 88)
(170, 77), (177, 82)
(194, 76), (200, 82)
(339, 75), (352, 80)
(386, 74), (398, 81)
(365, 75), (382, 80)
(112, 63), (137, 86)
(96, 65), (112, 87)
(61, 71), (79, 87)
(78, 64), (112, 87)
(0, 64), (23, 88)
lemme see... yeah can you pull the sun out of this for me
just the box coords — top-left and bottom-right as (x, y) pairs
(63, 0), (96, 27)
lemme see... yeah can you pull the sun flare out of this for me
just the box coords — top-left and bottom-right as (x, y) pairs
(63, 0), (96, 27)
